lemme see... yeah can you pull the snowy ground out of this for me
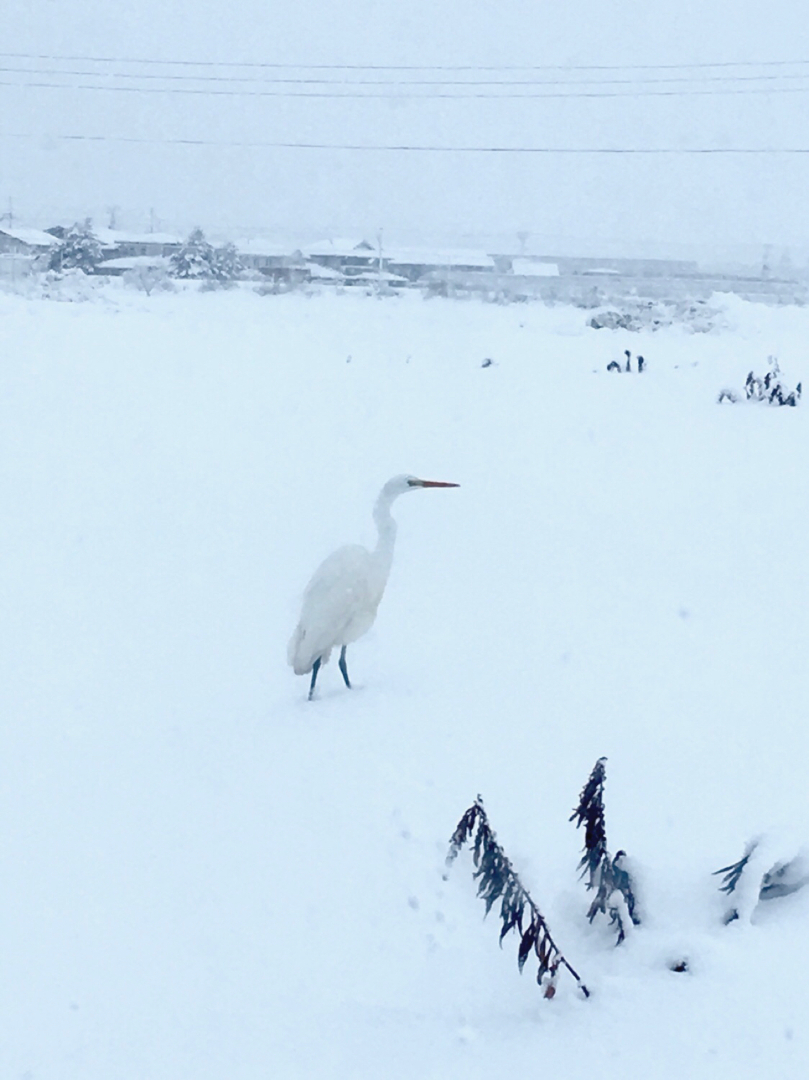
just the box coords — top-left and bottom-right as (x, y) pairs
(1, 283), (807, 1079)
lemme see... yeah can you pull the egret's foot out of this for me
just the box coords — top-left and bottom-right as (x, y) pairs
(339, 646), (351, 689)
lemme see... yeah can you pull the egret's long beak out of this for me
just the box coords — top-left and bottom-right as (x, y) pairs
(412, 479), (460, 488)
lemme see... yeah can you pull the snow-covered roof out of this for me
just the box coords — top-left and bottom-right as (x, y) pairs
(386, 249), (495, 269)
(303, 238), (375, 257)
(97, 255), (172, 270)
(345, 270), (410, 284)
(511, 258), (560, 277)
(235, 239), (304, 257)
(305, 262), (344, 279)
(0, 226), (58, 247)
(94, 228), (183, 246)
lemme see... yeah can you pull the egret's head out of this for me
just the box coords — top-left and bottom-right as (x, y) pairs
(408, 476), (460, 489)
(384, 474), (460, 498)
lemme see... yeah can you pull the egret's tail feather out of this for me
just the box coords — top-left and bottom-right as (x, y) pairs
(287, 624), (310, 674)
(287, 624), (331, 676)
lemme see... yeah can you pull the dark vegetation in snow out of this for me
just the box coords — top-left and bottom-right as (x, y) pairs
(607, 349), (646, 373)
(446, 760), (649, 999)
(714, 840), (809, 924)
(446, 796), (590, 999)
(744, 360), (801, 406)
(714, 840), (760, 925)
(448, 755), (809, 1000)
(570, 757), (641, 945)
(718, 356), (802, 406)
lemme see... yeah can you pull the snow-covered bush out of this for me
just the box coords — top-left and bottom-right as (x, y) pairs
(48, 219), (103, 275)
(744, 357), (801, 406)
(715, 837), (809, 924)
(717, 388), (741, 404)
(718, 356), (802, 406)
(590, 297), (723, 334)
(590, 310), (644, 331)
(254, 280), (282, 296)
(37, 267), (106, 302)
(123, 264), (175, 296)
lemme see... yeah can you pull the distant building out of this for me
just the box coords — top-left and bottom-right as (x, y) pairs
(0, 226), (58, 255)
(303, 238), (377, 275)
(305, 263), (345, 283)
(43, 225), (182, 259)
(385, 249), (495, 282)
(93, 255), (172, 276)
(502, 254), (699, 278)
(235, 239), (308, 282)
(509, 258), (560, 278)
(343, 269), (410, 289)
(93, 228), (183, 259)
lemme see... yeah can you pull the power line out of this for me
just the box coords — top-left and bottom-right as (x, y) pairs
(3, 78), (809, 99)
(4, 132), (809, 152)
(2, 50), (809, 72)
(3, 64), (809, 87)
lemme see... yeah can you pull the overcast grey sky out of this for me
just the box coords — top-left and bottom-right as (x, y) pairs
(2, 0), (808, 255)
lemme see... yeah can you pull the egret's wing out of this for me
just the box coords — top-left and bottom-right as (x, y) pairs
(288, 545), (375, 673)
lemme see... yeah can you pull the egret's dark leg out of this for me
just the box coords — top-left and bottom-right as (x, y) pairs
(338, 646), (351, 689)
(308, 656), (322, 701)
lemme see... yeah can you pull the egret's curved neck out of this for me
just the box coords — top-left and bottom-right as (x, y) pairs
(372, 488), (399, 577)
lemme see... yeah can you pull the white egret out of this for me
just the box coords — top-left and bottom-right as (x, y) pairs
(288, 474), (459, 699)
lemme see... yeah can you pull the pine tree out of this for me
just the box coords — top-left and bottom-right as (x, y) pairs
(48, 219), (103, 274)
(210, 242), (244, 282)
(170, 228), (216, 279)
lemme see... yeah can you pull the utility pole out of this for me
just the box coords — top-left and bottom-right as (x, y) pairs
(761, 244), (772, 280)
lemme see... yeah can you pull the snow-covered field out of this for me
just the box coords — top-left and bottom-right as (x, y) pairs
(1, 284), (807, 1079)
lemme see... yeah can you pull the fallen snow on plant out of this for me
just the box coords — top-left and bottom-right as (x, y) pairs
(0, 285), (807, 1079)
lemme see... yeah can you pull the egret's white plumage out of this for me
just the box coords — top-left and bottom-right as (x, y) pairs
(287, 544), (386, 676)
(288, 474), (459, 698)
